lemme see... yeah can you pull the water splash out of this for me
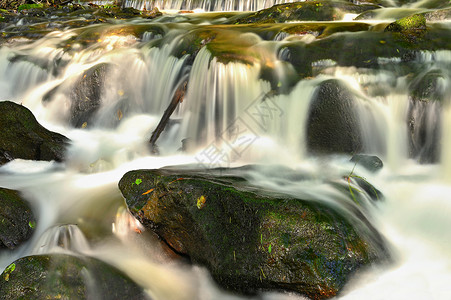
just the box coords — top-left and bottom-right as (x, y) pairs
(31, 224), (90, 255)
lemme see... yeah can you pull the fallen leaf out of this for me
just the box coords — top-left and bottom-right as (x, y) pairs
(142, 188), (154, 195)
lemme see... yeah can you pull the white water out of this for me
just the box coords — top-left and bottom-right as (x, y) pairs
(1, 10), (451, 300)
(123, 0), (297, 12)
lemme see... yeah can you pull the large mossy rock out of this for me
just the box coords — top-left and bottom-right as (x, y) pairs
(307, 80), (362, 155)
(0, 187), (35, 250)
(0, 101), (69, 166)
(119, 168), (388, 299)
(0, 254), (150, 299)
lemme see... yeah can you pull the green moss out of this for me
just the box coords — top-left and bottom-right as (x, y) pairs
(395, 14), (426, 31)
(17, 3), (44, 11)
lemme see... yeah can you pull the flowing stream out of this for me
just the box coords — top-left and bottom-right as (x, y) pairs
(1, 1), (451, 299)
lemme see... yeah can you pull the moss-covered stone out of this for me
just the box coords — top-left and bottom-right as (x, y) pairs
(0, 101), (70, 165)
(384, 13), (427, 45)
(0, 254), (150, 299)
(0, 187), (35, 250)
(119, 168), (388, 299)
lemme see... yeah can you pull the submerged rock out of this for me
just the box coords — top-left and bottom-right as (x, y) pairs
(0, 254), (150, 299)
(119, 168), (388, 299)
(0, 101), (70, 165)
(0, 187), (35, 250)
(307, 80), (362, 155)
(350, 155), (384, 173)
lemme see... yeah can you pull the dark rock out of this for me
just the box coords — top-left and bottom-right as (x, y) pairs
(350, 155), (383, 172)
(118, 168), (388, 299)
(0, 254), (150, 299)
(0, 101), (70, 165)
(406, 69), (448, 163)
(0, 187), (35, 249)
(307, 80), (362, 155)
(407, 100), (441, 163)
(231, 1), (379, 24)
(409, 69), (449, 103)
(70, 63), (109, 128)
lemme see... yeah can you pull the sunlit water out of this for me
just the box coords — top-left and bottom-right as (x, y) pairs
(1, 6), (451, 300)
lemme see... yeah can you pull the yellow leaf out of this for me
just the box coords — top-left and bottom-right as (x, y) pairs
(117, 109), (123, 120)
(81, 122), (88, 128)
(197, 195), (206, 209)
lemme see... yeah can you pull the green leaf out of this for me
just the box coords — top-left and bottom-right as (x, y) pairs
(5, 263), (15, 273)
(268, 244), (272, 253)
(132, 178), (143, 186)
(28, 221), (36, 229)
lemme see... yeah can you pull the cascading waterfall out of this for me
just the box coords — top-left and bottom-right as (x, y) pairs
(1, 2), (451, 300)
(123, 0), (296, 12)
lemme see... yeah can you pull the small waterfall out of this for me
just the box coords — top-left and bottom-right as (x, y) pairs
(32, 224), (90, 255)
(180, 47), (270, 148)
(123, 0), (296, 12)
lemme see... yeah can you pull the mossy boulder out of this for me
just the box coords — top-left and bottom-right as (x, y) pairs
(118, 168), (388, 299)
(384, 14), (427, 45)
(232, 1), (378, 24)
(0, 101), (70, 165)
(307, 80), (362, 155)
(0, 254), (150, 299)
(0, 187), (35, 250)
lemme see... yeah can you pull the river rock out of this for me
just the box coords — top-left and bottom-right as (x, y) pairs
(0, 187), (36, 250)
(307, 79), (362, 155)
(70, 63), (109, 128)
(350, 155), (383, 172)
(118, 168), (388, 299)
(0, 101), (70, 166)
(232, 1), (379, 23)
(384, 13), (427, 44)
(0, 254), (150, 299)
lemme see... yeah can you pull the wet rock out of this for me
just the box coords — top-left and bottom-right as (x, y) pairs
(384, 13), (427, 44)
(307, 80), (362, 155)
(425, 8), (451, 21)
(70, 63), (109, 128)
(406, 69), (448, 163)
(0, 187), (36, 250)
(409, 69), (449, 103)
(350, 155), (383, 173)
(232, 1), (378, 24)
(119, 168), (388, 299)
(0, 101), (70, 165)
(0, 254), (150, 299)
(407, 100), (441, 163)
